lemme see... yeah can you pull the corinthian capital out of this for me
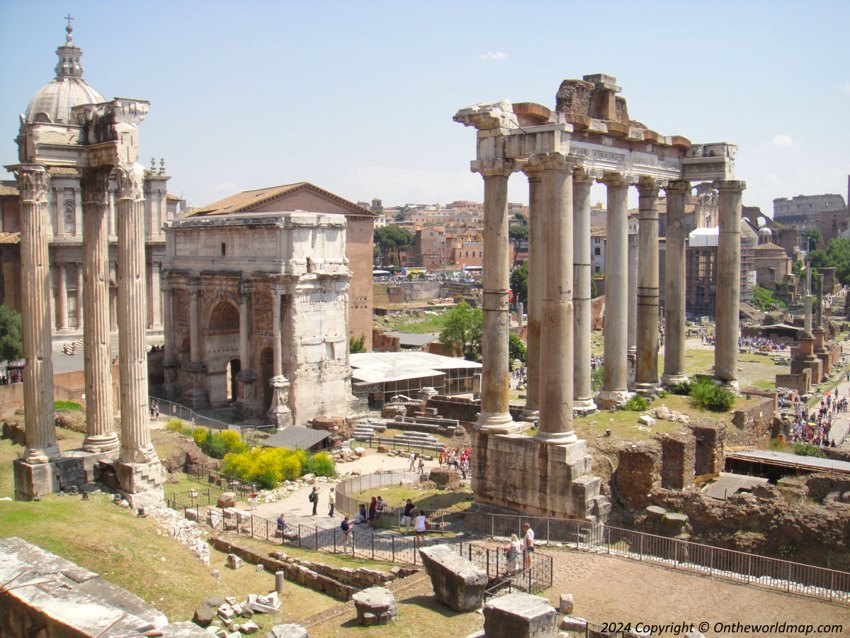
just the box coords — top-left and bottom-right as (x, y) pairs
(528, 152), (576, 173)
(471, 158), (518, 178)
(114, 164), (145, 201)
(81, 168), (112, 206)
(18, 165), (48, 203)
(454, 100), (519, 131)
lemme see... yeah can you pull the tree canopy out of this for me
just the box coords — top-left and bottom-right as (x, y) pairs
(0, 304), (23, 362)
(374, 226), (413, 266)
(439, 302), (483, 361)
(510, 261), (528, 308)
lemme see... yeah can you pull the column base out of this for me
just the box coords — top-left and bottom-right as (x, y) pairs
(114, 459), (165, 510)
(476, 411), (523, 433)
(14, 458), (60, 500)
(633, 382), (658, 397)
(22, 444), (62, 465)
(269, 407), (294, 430)
(533, 429), (578, 445)
(83, 432), (120, 454)
(661, 373), (690, 387)
(573, 397), (597, 415)
(713, 378), (739, 394)
(596, 389), (633, 410)
(518, 407), (539, 422)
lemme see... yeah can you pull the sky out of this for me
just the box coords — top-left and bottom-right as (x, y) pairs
(1, 0), (848, 214)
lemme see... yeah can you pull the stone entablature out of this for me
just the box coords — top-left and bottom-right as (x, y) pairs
(163, 212), (356, 425)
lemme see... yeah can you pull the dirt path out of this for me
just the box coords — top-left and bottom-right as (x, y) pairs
(543, 548), (847, 638)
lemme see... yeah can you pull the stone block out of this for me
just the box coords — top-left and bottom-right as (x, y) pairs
(558, 593), (574, 615)
(659, 434), (696, 490)
(419, 545), (487, 611)
(266, 624), (308, 638)
(352, 586), (397, 625)
(240, 621), (260, 634)
(217, 492), (237, 508)
(13, 458), (59, 501)
(638, 415), (656, 427)
(248, 592), (281, 613)
(615, 443), (661, 511)
(193, 603), (216, 627)
(226, 554), (243, 570)
(483, 591), (558, 638)
(428, 467), (462, 489)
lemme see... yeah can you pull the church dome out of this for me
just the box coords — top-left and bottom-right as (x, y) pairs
(24, 21), (105, 125)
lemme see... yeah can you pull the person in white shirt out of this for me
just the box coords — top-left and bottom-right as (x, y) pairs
(414, 509), (428, 539)
(522, 523), (535, 569)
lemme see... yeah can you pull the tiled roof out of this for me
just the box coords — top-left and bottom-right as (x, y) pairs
(189, 182), (376, 218)
(0, 181), (19, 197)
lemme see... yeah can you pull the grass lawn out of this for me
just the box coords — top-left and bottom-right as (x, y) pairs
(349, 484), (474, 517)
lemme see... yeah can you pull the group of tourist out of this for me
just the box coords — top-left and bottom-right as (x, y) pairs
(738, 336), (782, 353)
(439, 447), (471, 479)
(502, 523), (535, 574)
(786, 393), (841, 447)
(0, 372), (21, 384)
(349, 496), (429, 538)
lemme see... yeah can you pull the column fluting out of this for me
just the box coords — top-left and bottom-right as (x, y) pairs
(635, 177), (662, 394)
(662, 180), (690, 386)
(573, 168), (596, 414)
(520, 163), (543, 421)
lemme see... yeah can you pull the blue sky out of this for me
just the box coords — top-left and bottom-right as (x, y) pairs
(1, 0), (848, 214)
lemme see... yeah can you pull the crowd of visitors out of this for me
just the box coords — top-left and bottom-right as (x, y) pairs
(786, 392), (845, 447)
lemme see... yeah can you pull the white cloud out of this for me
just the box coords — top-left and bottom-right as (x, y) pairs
(772, 135), (793, 147)
(479, 51), (507, 62)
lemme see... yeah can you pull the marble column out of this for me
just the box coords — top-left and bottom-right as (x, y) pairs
(520, 162), (543, 421)
(634, 177), (662, 395)
(76, 264), (84, 328)
(475, 159), (517, 432)
(573, 168), (596, 414)
(235, 280), (257, 418)
(18, 165), (60, 464)
(161, 281), (180, 400)
(662, 180), (690, 386)
(627, 227), (638, 366)
(150, 261), (162, 329)
(713, 179), (746, 390)
(534, 153), (577, 444)
(183, 277), (207, 408)
(57, 263), (69, 331)
(115, 164), (156, 464)
(188, 280), (201, 364)
(269, 285), (292, 428)
(81, 168), (118, 453)
(598, 174), (632, 407)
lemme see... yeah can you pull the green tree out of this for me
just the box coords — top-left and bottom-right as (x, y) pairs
(349, 334), (366, 353)
(805, 228), (822, 251)
(439, 302), (483, 361)
(374, 226), (413, 267)
(0, 304), (23, 362)
(510, 261), (528, 308)
(509, 333), (527, 364)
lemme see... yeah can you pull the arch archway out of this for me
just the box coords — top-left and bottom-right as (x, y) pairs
(205, 299), (240, 407)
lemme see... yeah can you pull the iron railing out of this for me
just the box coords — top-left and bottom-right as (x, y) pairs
(351, 434), (448, 457)
(462, 511), (850, 604)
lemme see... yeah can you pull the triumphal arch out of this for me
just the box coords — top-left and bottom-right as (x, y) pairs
(455, 74), (743, 520)
(162, 211), (362, 427)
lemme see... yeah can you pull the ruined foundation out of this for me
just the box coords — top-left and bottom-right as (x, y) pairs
(472, 431), (606, 522)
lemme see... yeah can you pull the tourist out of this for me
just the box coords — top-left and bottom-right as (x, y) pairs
(459, 457), (469, 480)
(417, 456), (425, 474)
(309, 486), (319, 516)
(522, 523), (535, 569)
(408, 453), (417, 471)
(355, 503), (368, 525)
(368, 496), (378, 528)
(249, 490), (258, 511)
(414, 509), (428, 540)
(328, 488), (335, 517)
(376, 496), (385, 525)
(504, 533), (522, 574)
(276, 513), (288, 536)
(340, 516), (355, 552)
(400, 498), (416, 533)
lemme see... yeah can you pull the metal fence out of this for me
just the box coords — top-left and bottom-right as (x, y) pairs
(184, 504), (551, 594)
(153, 397), (276, 444)
(352, 434), (448, 457)
(463, 511), (850, 604)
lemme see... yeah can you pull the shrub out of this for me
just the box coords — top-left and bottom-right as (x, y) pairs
(221, 447), (335, 488)
(668, 381), (692, 396)
(191, 428), (207, 446)
(792, 443), (826, 458)
(689, 378), (735, 412)
(305, 451), (335, 477)
(591, 365), (605, 392)
(624, 394), (649, 411)
(54, 400), (82, 411)
(165, 418), (185, 433)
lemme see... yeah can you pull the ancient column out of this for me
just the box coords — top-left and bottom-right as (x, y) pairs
(57, 263), (68, 331)
(150, 261), (162, 329)
(235, 280), (257, 418)
(713, 179), (746, 390)
(475, 159), (517, 432)
(662, 180), (690, 386)
(627, 227), (638, 369)
(188, 280), (201, 364)
(160, 279), (180, 400)
(115, 164), (156, 464)
(239, 284), (250, 369)
(520, 162), (543, 421)
(269, 285), (292, 428)
(82, 168), (118, 453)
(535, 153), (577, 444)
(76, 264), (84, 328)
(18, 165), (60, 464)
(573, 168), (596, 414)
(597, 174), (632, 407)
(634, 177), (663, 395)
